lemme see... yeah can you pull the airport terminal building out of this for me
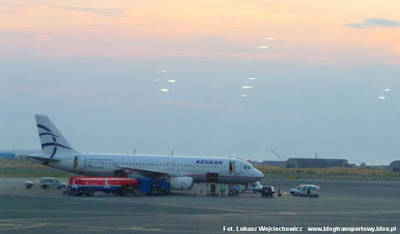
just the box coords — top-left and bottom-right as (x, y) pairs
(285, 158), (349, 168)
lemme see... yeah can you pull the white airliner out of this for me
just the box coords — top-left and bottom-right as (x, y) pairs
(26, 115), (264, 190)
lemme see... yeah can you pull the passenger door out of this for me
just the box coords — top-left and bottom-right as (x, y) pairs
(167, 162), (175, 173)
(229, 161), (236, 174)
(235, 161), (242, 175)
(228, 161), (242, 175)
(73, 156), (86, 170)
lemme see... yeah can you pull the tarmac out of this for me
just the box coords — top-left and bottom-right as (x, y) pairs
(0, 177), (399, 233)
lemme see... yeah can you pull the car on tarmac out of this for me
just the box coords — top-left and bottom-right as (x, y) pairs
(290, 184), (320, 197)
(40, 177), (66, 189)
(261, 186), (274, 198)
(25, 181), (35, 189)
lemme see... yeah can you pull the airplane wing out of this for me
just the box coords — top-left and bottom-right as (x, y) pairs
(117, 165), (170, 177)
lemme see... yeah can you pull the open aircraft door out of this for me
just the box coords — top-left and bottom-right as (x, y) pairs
(235, 161), (242, 174)
(73, 155), (86, 170)
(229, 161), (242, 175)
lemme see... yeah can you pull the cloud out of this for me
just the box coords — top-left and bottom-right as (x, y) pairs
(2, 1), (125, 17)
(49, 5), (125, 17)
(11, 2), (127, 17)
(346, 18), (400, 29)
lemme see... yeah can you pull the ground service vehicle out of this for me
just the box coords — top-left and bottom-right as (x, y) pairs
(139, 177), (171, 195)
(247, 181), (263, 193)
(64, 177), (170, 196)
(290, 184), (320, 197)
(261, 186), (273, 198)
(25, 181), (34, 189)
(40, 177), (66, 189)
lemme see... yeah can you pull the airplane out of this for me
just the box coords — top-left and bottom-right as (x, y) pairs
(24, 115), (264, 191)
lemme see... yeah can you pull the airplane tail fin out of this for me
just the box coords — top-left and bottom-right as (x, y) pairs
(35, 115), (78, 157)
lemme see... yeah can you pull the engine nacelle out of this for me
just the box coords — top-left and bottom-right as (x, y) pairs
(170, 177), (193, 190)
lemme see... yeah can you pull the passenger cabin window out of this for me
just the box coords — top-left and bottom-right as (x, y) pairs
(229, 161), (235, 174)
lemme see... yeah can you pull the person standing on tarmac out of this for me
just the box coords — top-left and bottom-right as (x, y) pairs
(235, 184), (239, 196)
(221, 184), (226, 196)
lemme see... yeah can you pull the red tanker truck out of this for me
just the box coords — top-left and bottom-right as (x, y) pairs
(64, 177), (170, 196)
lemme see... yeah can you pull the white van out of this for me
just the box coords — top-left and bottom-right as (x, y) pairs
(290, 184), (320, 197)
(247, 181), (263, 193)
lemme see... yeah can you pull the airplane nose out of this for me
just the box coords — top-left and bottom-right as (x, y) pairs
(256, 169), (264, 179)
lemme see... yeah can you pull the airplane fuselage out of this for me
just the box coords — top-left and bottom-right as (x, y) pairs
(50, 153), (264, 184)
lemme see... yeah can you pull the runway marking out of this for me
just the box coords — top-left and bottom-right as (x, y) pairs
(2, 211), (399, 223)
(0, 209), (152, 215)
(272, 211), (400, 215)
(0, 223), (19, 227)
(39, 222), (224, 233)
(0, 222), (48, 231)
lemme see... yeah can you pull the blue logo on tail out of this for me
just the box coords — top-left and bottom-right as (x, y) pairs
(38, 124), (71, 158)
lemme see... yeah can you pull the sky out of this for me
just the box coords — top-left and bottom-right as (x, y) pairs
(1, 0), (400, 165)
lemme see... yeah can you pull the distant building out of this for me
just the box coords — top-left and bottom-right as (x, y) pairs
(248, 160), (261, 166)
(0, 149), (42, 160)
(388, 161), (400, 172)
(0, 150), (15, 159)
(285, 158), (349, 168)
(248, 160), (284, 167)
(259, 161), (284, 167)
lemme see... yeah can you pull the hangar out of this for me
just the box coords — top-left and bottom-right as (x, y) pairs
(388, 161), (400, 172)
(285, 158), (349, 168)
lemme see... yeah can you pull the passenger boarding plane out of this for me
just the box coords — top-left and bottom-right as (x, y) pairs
(26, 115), (264, 190)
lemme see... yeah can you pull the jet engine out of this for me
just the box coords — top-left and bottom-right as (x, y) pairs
(170, 177), (193, 190)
